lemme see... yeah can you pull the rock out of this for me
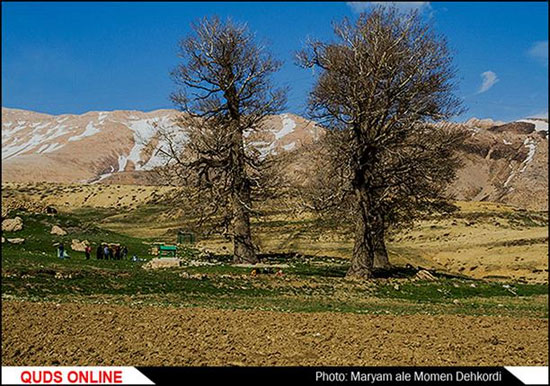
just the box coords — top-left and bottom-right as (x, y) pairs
(142, 258), (181, 270)
(179, 271), (208, 280)
(2, 217), (23, 232)
(54, 272), (72, 280)
(71, 239), (89, 252)
(414, 270), (438, 281)
(1, 237), (5, 243)
(7, 238), (25, 244)
(233, 263), (290, 269)
(50, 225), (67, 236)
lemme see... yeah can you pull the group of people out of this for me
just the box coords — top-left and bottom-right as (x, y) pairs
(56, 242), (128, 260)
(95, 244), (128, 260)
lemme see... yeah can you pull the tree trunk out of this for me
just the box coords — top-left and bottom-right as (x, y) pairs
(346, 190), (375, 278)
(373, 223), (391, 270)
(232, 183), (257, 263)
(347, 184), (390, 277)
(230, 123), (258, 264)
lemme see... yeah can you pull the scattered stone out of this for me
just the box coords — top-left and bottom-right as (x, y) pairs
(188, 260), (220, 267)
(50, 225), (67, 236)
(179, 271), (207, 280)
(54, 272), (73, 280)
(414, 270), (438, 281)
(2, 217), (23, 232)
(234, 263), (290, 269)
(143, 258), (181, 270)
(7, 238), (25, 244)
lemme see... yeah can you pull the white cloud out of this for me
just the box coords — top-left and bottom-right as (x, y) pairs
(347, 2), (431, 13)
(477, 71), (499, 94)
(527, 41), (548, 66)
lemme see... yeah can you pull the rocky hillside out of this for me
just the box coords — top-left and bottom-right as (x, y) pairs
(1, 107), (321, 184)
(1, 107), (547, 210)
(449, 117), (548, 210)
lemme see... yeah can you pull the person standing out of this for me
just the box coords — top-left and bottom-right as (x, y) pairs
(96, 244), (103, 260)
(104, 244), (110, 260)
(114, 245), (121, 260)
(122, 246), (128, 260)
(85, 245), (91, 260)
(58, 242), (65, 259)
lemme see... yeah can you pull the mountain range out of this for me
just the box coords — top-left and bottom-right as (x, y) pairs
(1, 107), (547, 210)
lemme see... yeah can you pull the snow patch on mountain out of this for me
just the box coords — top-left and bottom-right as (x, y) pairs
(118, 155), (128, 172)
(98, 112), (108, 122)
(520, 138), (536, 172)
(2, 124), (69, 160)
(274, 114), (296, 140)
(282, 142), (296, 151)
(40, 143), (64, 154)
(92, 166), (115, 184)
(68, 122), (101, 142)
(125, 116), (182, 171)
(127, 119), (161, 170)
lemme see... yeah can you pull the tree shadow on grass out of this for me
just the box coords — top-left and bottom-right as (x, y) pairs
(373, 265), (470, 280)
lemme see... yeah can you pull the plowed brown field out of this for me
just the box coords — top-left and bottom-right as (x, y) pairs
(2, 301), (547, 366)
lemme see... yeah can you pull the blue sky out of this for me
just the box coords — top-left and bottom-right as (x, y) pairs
(2, 1), (548, 122)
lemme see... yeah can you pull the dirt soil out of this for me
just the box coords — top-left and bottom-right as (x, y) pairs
(2, 300), (547, 366)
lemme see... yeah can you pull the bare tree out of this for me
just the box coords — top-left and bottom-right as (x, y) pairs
(297, 7), (466, 278)
(160, 16), (286, 263)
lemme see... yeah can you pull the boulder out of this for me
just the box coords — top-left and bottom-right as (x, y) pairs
(71, 239), (90, 252)
(7, 238), (25, 244)
(142, 258), (181, 270)
(50, 225), (67, 236)
(2, 217), (23, 232)
(414, 270), (438, 281)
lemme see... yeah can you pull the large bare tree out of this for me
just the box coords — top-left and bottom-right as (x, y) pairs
(297, 7), (466, 278)
(162, 16), (286, 263)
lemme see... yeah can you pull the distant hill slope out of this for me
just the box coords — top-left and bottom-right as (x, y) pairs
(449, 117), (548, 210)
(1, 107), (547, 210)
(1, 107), (321, 184)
